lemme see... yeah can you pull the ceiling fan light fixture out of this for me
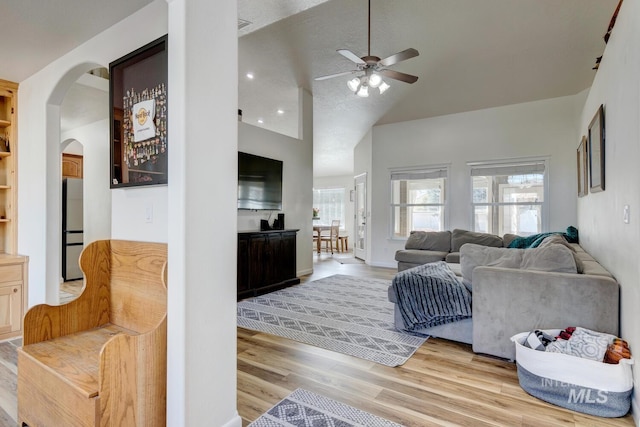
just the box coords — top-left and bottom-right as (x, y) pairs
(347, 77), (361, 92)
(356, 84), (369, 97)
(368, 73), (382, 88)
(378, 81), (390, 94)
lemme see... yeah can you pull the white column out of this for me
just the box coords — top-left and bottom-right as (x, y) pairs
(167, 0), (240, 425)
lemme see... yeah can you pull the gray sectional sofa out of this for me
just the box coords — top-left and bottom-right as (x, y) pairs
(389, 232), (620, 360)
(395, 229), (519, 271)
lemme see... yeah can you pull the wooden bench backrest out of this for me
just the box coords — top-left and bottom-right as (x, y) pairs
(79, 240), (167, 334)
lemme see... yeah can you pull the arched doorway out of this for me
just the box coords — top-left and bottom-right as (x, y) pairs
(45, 64), (111, 304)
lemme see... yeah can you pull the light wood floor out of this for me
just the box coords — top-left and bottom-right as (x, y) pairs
(238, 252), (636, 426)
(0, 253), (633, 426)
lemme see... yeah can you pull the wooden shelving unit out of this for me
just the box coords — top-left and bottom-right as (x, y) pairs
(0, 78), (28, 341)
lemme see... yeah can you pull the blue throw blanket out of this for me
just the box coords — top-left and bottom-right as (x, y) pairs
(391, 261), (472, 333)
(507, 226), (579, 249)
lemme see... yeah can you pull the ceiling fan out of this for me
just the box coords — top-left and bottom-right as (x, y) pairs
(314, 0), (419, 97)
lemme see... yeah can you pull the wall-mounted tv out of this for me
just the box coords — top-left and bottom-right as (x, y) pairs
(238, 152), (283, 210)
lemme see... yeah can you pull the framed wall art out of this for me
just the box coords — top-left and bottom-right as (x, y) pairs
(588, 104), (605, 193)
(110, 35), (168, 188)
(577, 136), (588, 197)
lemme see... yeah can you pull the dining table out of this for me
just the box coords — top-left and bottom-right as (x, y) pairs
(313, 225), (331, 253)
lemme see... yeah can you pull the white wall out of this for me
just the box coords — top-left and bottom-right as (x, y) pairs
(18, 0), (169, 305)
(18, 0), (241, 425)
(61, 120), (112, 247)
(238, 89), (314, 277)
(111, 186), (168, 242)
(369, 93), (584, 267)
(577, 0), (640, 421)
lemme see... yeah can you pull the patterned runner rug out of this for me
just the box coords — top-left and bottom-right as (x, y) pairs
(237, 274), (427, 366)
(248, 388), (403, 427)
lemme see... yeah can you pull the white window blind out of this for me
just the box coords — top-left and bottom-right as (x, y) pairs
(390, 166), (449, 238)
(470, 159), (547, 237)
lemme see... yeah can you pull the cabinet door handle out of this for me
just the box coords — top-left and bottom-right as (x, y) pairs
(13, 288), (17, 293)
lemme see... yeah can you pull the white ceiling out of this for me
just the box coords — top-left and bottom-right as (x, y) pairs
(0, 0), (618, 177)
(238, 0), (618, 177)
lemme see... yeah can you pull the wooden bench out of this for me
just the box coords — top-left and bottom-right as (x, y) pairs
(17, 240), (167, 427)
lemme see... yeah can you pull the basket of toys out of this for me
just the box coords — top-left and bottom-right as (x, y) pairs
(511, 327), (633, 417)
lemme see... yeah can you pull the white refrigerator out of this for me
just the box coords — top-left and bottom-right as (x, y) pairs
(62, 178), (83, 281)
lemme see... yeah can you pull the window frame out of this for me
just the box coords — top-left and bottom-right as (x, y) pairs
(312, 186), (346, 227)
(468, 157), (549, 236)
(389, 164), (450, 240)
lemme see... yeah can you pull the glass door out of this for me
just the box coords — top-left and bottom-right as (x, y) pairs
(354, 173), (367, 260)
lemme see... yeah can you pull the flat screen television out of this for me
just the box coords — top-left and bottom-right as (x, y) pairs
(237, 152), (283, 210)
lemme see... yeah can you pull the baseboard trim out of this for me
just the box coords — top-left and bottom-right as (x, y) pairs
(221, 413), (242, 427)
(297, 268), (313, 277)
(368, 261), (397, 269)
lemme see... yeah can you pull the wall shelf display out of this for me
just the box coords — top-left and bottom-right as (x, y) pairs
(0, 79), (28, 341)
(588, 104), (605, 193)
(0, 79), (18, 253)
(109, 35), (168, 188)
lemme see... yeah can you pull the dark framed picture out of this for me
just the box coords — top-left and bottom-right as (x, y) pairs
(588, 104), (605, 193)
(577, 136), (588, 197)
(110, 35), (168, 188)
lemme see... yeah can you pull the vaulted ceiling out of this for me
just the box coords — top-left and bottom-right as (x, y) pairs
(238, 0), (618, 177)
(0, 0), (619, 177)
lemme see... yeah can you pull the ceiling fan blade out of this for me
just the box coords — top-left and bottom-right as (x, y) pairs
(379, 69), (419, 84)
(378, 48), (419, 67)
(337, 49), (366, 65)
(314, 70), (360, 81)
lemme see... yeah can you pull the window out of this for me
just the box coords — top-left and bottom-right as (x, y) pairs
(390, 166), (448, 238)
(470, 159), (547, 237)
(313, 188), (345, 226)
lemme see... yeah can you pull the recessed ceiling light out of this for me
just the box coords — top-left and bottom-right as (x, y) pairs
(257, 118), (264, 124)
(246, 72), (254, 80)
(277, 109), (284, 115)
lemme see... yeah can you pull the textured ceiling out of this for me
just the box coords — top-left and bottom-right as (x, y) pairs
(238, 0), (619, 177)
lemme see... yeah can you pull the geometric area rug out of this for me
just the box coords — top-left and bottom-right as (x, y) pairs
(248, 388), (403, 427)
(237, 274), (428, 367)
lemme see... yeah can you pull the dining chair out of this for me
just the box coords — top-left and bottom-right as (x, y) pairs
(321, 220), (340, 254)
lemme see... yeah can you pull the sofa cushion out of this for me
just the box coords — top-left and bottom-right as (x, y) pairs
(405, 231), (451, 251)
(502, 233), (520, 248)
(520, 245), (577, 273)
(445, 252), (460, 263)
(538, 234), (576, 252)
(460, 243), (577, 284)
(538, 235), (584, 273)
(394, 249), (448, 265)
(451, 229), (503, 252)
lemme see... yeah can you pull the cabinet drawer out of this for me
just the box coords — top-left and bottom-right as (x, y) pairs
(0, 264), (22, 284)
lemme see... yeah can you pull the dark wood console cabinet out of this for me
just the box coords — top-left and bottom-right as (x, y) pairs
(237, 229), (300, 300)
